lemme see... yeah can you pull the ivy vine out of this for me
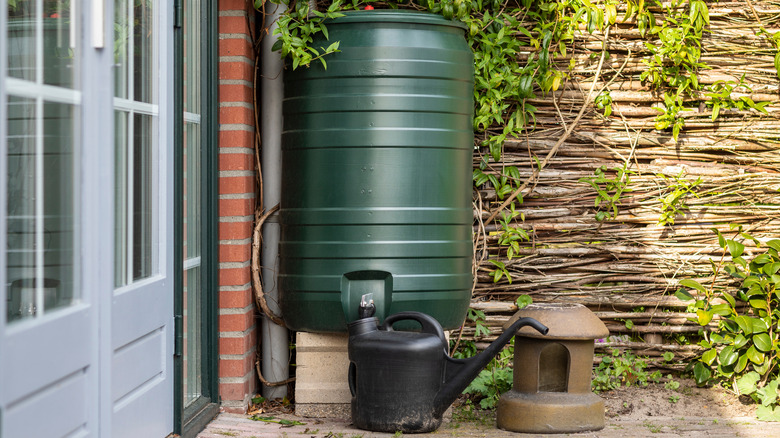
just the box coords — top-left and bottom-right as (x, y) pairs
(259, 0), (778, 269)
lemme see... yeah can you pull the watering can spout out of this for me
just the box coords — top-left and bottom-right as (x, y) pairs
(433, 317), (548, 417)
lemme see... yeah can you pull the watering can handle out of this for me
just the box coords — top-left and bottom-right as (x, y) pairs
(380, 311), (447, 349)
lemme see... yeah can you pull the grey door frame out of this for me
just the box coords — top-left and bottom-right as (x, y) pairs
(173, 0), (220, 434)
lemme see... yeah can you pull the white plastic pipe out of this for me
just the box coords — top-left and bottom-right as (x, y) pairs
(260, 1), (289, 400)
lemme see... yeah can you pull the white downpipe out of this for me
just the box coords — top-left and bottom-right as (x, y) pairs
(260, 2), (288, 400)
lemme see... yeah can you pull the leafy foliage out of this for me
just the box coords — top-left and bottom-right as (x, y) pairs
(457, 296), (532, 409)
(704, 78), (770, 122)
(266, 0), (345, 69)
(592, 348), (661, 393)
(656, 172), (701, 226)
(578, 165), (634, 221)
(678, 226), (780, 421)
(463, 349), (513, 409)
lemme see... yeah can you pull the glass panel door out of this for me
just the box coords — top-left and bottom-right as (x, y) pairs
(1, 2), (96, 437)
(114, 0), (158, 287)
(183, 0), (203, 406)
(5, 0), (80, 323)
(2, 1), (175, 436)
(177, 0), (218, 433)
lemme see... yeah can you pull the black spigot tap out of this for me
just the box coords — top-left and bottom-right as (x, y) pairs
(358, 293), (376, 319)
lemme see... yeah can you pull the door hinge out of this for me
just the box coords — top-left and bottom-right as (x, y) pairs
(174, 0), (183, 29)
(174, 314), (183, 357)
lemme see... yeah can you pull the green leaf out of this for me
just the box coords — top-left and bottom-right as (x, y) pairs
(680, 279), (706, 293)
(722, 292), (736, 307)
(516, 295), (532, 309)
(675, 288), (694, 301)
(754, 361), (772, 375)
(747, 345), (765, 364)
(750, 298), (769, 311)
(719, 345), (738, 366)
(759, 381), (779, 406)
(735, 315), (754, 335)
(736, 353), (748, 373)
(736, 371), (760, 395)
(753, 318), (769, 334)
(755, 254), (773, 265)
(754, 333), (772, 352)
(711, 303), (732, 316)
(734, 334), (748, 349)
(727, 240), (745, 258)
(757, 405), (780, 422)
(774, 52), (780, 80)
(702, 348), (717, 365)
(693, 361), (711, 385)
(764, 263), (780, 276)
(697, 309), (713, 326)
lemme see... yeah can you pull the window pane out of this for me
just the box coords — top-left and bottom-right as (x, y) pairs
(132, 113), (154, 280)
(42, 7), (75, 88)
(133, 0), (156, 103)
(6, 97), (37, 321)
(6, 97), (77, 323)
(183, 265), (202, 407)
(7, 3), (77, 88)
(114, 0), (156, 103)
(114, 111), (129, 287)
(114, 112), (156, 287)
(183, 0), (200, 114)
(42, 102), (76, 312)
(114, 0), (130, 99)
(7, 0), (37, 81)
(185, 122), (201, 259)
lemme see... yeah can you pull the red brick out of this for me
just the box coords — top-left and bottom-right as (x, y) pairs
(219, 381), (253, 403)
(219, 175), (255, 195)
(219, 16), (250, 35)
(220, 152), (255, 172)
(219, 242), (252, 263)
(219, 311), (255, 332)
(219, 331), (256, 356)
(219, 198), (255, 217)
(219, 129), (255, 149)
(219, 60), (254, 81)
(220, 106), (255, 126)
(220, 354), (255, 378)
(219, 267), (252, 287)
(219, 0), (251, 12)
(219, 220), (254, 240)
(219, 288), (253, 310)
(219, 84), (253, 103)
(219, 38), (254, 57)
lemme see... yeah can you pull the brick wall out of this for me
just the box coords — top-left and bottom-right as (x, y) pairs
(217, 0), (257, 413)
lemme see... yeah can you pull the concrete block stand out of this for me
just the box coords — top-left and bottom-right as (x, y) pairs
(294, 332), (351, 418)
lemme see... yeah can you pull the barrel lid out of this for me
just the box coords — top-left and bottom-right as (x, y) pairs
(333, 10), (468, 31)
(503, 303), (609, 340)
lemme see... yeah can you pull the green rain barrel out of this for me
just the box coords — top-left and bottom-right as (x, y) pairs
(280, 10), (474, 332)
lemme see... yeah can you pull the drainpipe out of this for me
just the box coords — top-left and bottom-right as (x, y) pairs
(260, 1), (288, 400)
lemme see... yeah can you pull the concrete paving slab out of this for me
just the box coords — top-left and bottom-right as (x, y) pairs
(197, 412), (780, 438)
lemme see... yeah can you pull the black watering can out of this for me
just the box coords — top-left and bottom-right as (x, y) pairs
(347, 307), (548, 433)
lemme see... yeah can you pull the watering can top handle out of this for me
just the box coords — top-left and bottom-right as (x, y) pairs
(380, 311), (447, 348)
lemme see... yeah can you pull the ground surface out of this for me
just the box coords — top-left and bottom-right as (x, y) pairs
(198, 381), (780, 437)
